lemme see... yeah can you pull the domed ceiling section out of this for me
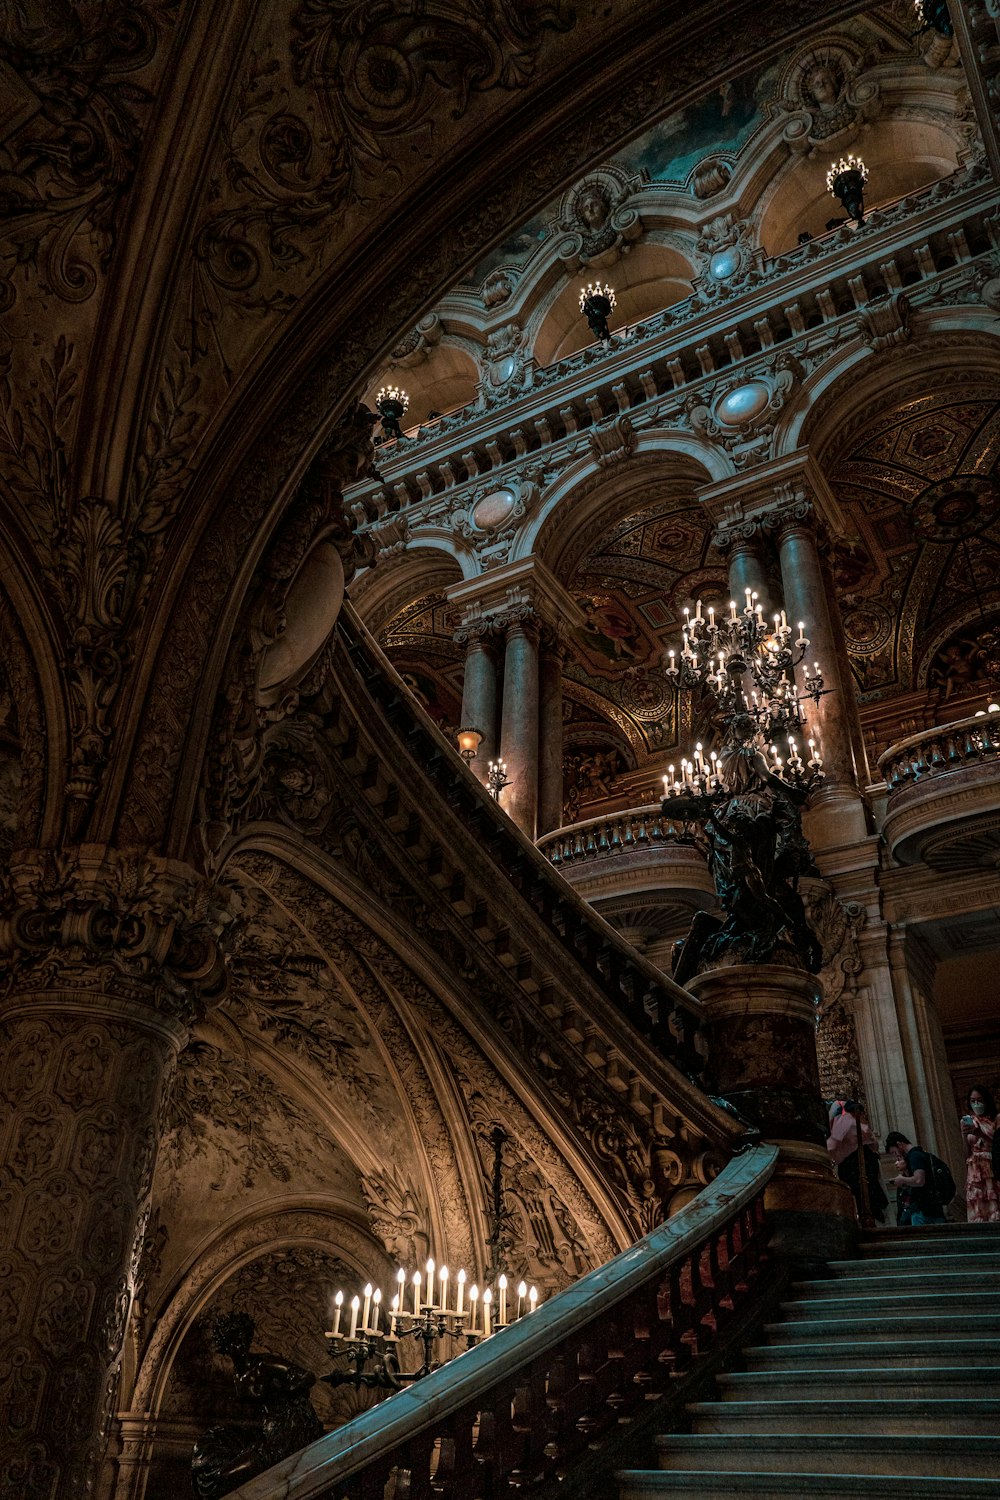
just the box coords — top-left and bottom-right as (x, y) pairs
(821, 384), (1000, 756)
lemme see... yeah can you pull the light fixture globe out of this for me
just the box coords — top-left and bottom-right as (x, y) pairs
(456, 726), (483, 762)
(375, 384), (410, 441)
(578, 281), (617, 344)
(826, 154), (869, 226)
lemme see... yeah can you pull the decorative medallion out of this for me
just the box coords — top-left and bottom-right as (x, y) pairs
(471, 489), (517, 531)
(910, 475), (1000, 543)
(841, 600), (892, 656)
(716, 381), (771, 427)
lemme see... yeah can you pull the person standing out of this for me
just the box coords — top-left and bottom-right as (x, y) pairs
(886, 1131), (946, 1227)
(960, 1084), (1000, 1224)
(827, 1099), (888, 1223)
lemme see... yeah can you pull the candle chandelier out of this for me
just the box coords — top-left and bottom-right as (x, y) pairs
(375, 385), (409, 442)
(323, 1263), (540, 1393)
(663, 589), (827, 983)
(579, 281), (616, 343)
(487, 757), (511, 800)
(826, 154), (869, 226)
(664, 588), (825, 797)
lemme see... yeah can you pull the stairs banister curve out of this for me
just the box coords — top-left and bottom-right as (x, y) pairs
(229, 1144), (778, 1500)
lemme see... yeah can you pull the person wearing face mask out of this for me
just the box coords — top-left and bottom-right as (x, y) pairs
(960, 1084), (1000, 1224)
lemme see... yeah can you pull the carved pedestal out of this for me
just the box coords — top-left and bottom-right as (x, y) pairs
(687, 964), (855, 1259)
(0, 848), (233, 1500)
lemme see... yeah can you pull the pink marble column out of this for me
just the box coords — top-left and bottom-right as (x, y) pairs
(537, 628), (565, 837)
(499, 612), (540, 838)
(716, 521), (773, 618)
(773, 502), (867, 846)
(457, 624), (498, 784)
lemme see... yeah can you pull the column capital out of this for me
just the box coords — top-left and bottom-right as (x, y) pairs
(712, 517), (764, 556)
(445, 555), (587, 640)
(0, 845), (238, 1025)
(762, 488), (824, 542)
(697, 450), (846, 538)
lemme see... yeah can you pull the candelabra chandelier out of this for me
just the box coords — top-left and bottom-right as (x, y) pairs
(826, 154), (869, 226)
(579, 281), (616, 343)
(323, 1261), (540, 1393)
(664, 588), (825, 797)
(375, 385), (409, 442)
(914, 0), (952, 37)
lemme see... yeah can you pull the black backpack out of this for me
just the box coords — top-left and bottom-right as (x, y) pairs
(925, 1151), (956, 1207)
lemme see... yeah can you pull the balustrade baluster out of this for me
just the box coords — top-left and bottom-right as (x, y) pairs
(609, 819), (623, 850)
(597, 822), (611, 852)
(623, 818), (636, 847)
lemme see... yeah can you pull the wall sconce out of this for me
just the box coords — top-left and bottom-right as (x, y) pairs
(487, 759), (510, 800)
(375, 385), (409, 441)
(579, 282), (616, 344)
(456, 726), (483, 763)
(826, 155), (869, 226)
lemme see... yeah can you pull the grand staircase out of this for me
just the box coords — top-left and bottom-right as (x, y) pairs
(619, 1223), (1000, 1499)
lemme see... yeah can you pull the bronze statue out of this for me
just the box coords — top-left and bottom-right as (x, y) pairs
(191, 1312), (323, 1499)
(668, 720), (822, 985)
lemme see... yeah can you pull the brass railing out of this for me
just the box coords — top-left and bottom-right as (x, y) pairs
(230, 1145), (777, 1500)
(877, 709), (1000, 793)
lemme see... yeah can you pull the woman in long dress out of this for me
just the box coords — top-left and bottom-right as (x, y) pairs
(961, 1084), (1000, 1224)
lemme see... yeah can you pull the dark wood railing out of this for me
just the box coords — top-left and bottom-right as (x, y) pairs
(230, 1146), (776, 1500)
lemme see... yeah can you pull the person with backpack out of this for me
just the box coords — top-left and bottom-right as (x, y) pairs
(886, 1130), (952, 1225)
(960, 1084), (1000, 1224)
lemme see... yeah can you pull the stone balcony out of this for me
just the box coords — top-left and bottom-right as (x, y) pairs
(537, 806), (715, 966)
(877, 710), (1000, 871)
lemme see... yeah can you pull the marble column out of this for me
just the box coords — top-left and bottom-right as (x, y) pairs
(537, 628), (565, 837)
(715, 520), (773, 619)
(687, 964), (856, 1258)
(773, 501), (868, 848)
(456, 623), (498, 784)
(0, 849), (232, 1500)
(499, 611), (540, 838)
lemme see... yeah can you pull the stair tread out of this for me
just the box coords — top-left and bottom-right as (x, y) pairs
(618, 1473), (1000, 1496)
(658, 1434), (1000, 1451)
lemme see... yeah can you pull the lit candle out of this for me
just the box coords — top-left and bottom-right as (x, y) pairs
(483, 1287), (492, 1338)
(781, 609), (787, 628)
(426, 1259), (435, 1309)
(730, 599), (737, 621)
(796, 622), (806, 646)
(498, 1274), (507, 1325)
(349, 1294), (360, 1341)
(662, 774), (669, 796)
(529, 1286), (538, 1313)
(362, 1283), (372, 1332)
(371, 1288), (382, 1333)
(457, 1268), (466, 1315)
(332, 1289), (343, 1338)
(695, 598), (702, 621)
(708, 606), (715, 627)
(390, 1292), (399, 1337)
(439, 1264), (449, 1311)
(469, 1283), (479, 1332)
(412, 1271), (421, 1316)
(517, 1281), (527, 1320)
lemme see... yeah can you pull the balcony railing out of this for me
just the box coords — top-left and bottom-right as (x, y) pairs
(878, 710), (1000, 792)
(229, 1145), (777, 1500)
(538, 805), (701, 869)
(877, 710), (1000, 868)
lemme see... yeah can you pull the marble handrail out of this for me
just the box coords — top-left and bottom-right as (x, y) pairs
(538, 805), (700, 867)
(229, 1144), (777, 1500)
(877, 709), (1000, 793)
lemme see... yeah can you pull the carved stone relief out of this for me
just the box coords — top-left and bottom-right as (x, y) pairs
(553, 164), (646, 272)
(777, 41), (881, 154)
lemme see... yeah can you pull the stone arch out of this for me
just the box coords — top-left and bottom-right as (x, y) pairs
(106, 1), (860, 862)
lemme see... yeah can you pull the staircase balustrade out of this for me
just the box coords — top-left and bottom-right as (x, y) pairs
(229, 1146), (777, 1500)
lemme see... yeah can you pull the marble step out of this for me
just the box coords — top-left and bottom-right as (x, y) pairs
(742, 1336), (1000, 1369)
(791, 1269), (1000, 1297)
(715, 1366), (1000, 1401)
(686, 1397), (1000, 1435)
(618, 1471), (1000, 1499)
(826, 1250), (1000, 1277)
(856, 1229), (1000, 1257)
(763, 1311), (1000, 1342)
(653, 1433), (1000, 1478)
(776, 1290), (1000, 1318)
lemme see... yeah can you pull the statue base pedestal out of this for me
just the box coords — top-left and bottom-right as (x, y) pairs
(687, 963), (856, 1261)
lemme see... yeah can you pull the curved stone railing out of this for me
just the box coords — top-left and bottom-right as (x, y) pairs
(229, 1144), (777, 1500)
(539, 805), (701, 867)
(877, 710), (1000, 867)
(878, 710), (1000, 792)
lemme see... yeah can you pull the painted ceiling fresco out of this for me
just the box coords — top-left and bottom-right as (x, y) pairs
(825, 388), (1000, 709)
